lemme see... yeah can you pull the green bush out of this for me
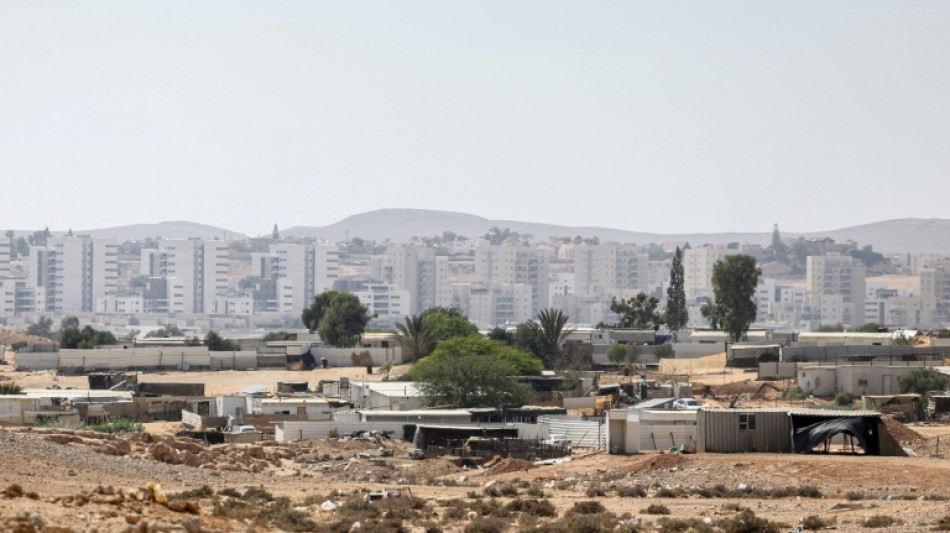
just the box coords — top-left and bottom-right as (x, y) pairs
(643, 504), (670, 515)
(863, 515), (901, 528)
(835, 392), (856, 406)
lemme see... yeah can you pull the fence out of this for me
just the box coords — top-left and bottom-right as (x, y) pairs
(538, 416), (606, 449)
(14, 349), (284, 372)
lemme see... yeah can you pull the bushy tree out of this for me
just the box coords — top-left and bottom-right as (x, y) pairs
(262, 331), (295, 341)
(204, 330), (240, 351)
(302, 291), (375, 348)
(599, 293), (662, 330)
(25, 316), (54, 339)
(409, 335), (543, 380)
(145, 324), (184, 338)
(414, 354), (534, 408)
(487, 327), (515, 345)
(60, 324), (118, 349)
(416, 306), (478, 354)
(709, 254), (761, 342)
(606, 343), (642, 365)
(663, 247), (688, 338)
(898, 368), (947, 399)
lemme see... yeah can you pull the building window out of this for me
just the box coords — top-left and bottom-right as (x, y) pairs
(739, 414), (756, 431)
(858, 379), (869, 387)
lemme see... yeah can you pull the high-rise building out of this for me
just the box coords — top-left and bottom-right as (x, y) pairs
(573, 244), (648, 298)
(252, 243), (339, 314)
(0, 239), (10, 277)
(374, 245), (433, 314)
(921, 260), (950, 326)
(806, 252), (866, 327)
(683, 245), (729, 302)
(30, 236), (118, 313)
(475, 244), (549, 315)
(141, 239), (229, 314)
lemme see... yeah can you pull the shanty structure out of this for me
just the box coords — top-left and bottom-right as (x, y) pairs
(697, 408), (905, 456)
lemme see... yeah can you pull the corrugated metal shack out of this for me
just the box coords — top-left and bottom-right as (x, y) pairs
(697, 408), (905, 456)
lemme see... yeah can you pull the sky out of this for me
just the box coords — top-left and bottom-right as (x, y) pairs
(1, 2), (948, 237)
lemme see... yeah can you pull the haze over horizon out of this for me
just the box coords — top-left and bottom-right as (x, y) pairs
(2, 2), (948, 236)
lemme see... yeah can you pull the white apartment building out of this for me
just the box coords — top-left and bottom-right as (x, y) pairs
(548, 272), (574, 307)
(417, 255), (455, 311)
(373, 245), (435, 314)
(754, 278), (776, 324)
(683, 245), (729, 302)
(0, 240), (10, 276)
(573, 244), (649, 298)
(30, 236), (118, 313)
(96, 294), (145, 315)
(354, 283), (411, 330)
(806, 252), (866, 328)
(252, 243), (339, 314)
(461, 283), (532, 329)
(141, 239), (229, 314)
(475, 244), (549, 315)
(920, 260), (950, 326)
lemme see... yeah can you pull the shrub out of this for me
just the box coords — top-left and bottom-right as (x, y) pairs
(643, 504), (670, 515)
(802, 515), (834, 530)
(656, 517), (713, 533)
(328, 428), (340, 439)
(616, 485), (647, 498)
(717, 510), (779, 533)
(168, 485), (214, 500)
(0, 383), (23, 395)
(567, 501), (606, 516)
(465, 517), (509, 533)
(503, 498), (557, 517)
(845, 491), (864, 501)
(835, 392), (856, 406)
(935, 515), (950, 531)
(864, 515), (901, 528)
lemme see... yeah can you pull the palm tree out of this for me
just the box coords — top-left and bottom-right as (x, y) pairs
(395, 314), (430, 363)
(535, 308), (571, 369)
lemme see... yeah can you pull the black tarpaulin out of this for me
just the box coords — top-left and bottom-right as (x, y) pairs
(793, 417), (876, 454)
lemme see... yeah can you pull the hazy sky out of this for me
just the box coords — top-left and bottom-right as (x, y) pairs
(2, 2), (948, 237)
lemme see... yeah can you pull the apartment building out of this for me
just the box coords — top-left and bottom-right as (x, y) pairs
(141, 239), (229, 314)
(548, 273), (574, 307)
(354, 283), (411, 330)
(251, 243), (339, 314)
(573, 244), (649, 298)
(921, 260), (950, 326)
(475, 244), (549, 315)
(0, 240), (10, 276)
(459, 283), (532, 329)
(683, 245), (729, 302)
(30, 236), (118, 313)
(806, 252), (866, 328)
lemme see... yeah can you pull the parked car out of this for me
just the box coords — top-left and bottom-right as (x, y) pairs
(543, 434), (572, 449)
(236, 425), (258, 433)
(672, 398), (703, 410)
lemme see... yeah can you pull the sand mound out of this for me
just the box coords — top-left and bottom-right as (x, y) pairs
(487, 458), (538, 476)
(881, 415), (923, 442)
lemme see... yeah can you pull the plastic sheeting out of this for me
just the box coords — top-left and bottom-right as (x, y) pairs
(793, 417), (875, 454)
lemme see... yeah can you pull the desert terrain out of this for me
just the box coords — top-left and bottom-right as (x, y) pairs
(1, 357), (949, 532)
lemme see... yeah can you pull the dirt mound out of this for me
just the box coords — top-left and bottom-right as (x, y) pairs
(630, 452), (688, 473)
(0, 328), (54, 347)
(486, 458), (538, 476)
(881, 415), (923, 442)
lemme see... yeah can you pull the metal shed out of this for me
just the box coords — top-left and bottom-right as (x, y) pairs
(697, 408), (905, 456)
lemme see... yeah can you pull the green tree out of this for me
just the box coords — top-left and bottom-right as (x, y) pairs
(145, 324), (184, 338)
(606, 343), (641, 366)
(898, 368), (947, 399)
(699, 302), (724, 330)
(14, 237), (29, 258)
(417, 306), (478, 354)
(516, 308), (570, 369)
(483, 227), (520, 245)
(302, 291), (375, 348)
(204, 330), (240, 351)
(25, 316), (54, 339)
(709, 254), (762, 342)
(600, 293), (662, 330)
(394, 314), (431, 363)
(663, 247), (688, 338)
(857, 323), (885, 333)
(409, 335), (543, 379)
(60, 325), (118, 349)
(487, 327), (515, 345)
(262, 331), (295, 341)
(414, 354), (534, 408)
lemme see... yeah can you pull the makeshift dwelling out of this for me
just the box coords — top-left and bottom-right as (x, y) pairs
(697, 408), (905, 456)
(409, 424), (519, 451)
(861, 395), (926, 422)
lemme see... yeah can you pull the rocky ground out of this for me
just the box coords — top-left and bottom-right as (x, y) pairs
(3, 421), (950, 532)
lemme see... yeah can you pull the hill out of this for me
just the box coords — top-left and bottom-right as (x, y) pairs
(283, 209), (950, 254)
(77, 221), (247, 241)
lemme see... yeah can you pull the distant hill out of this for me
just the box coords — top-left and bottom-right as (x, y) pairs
(283, 209), (950, 254)
(77, 221), (248, 241)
